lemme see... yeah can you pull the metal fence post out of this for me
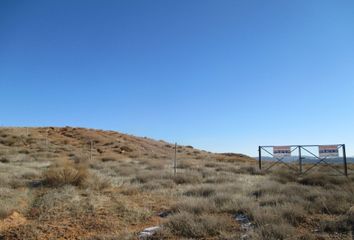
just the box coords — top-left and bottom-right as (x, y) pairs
(258, 146), (262, 170)
(342, 144), (348, 177)
(298, 146), (302, 173)
(90, 140), (93, 162)
(174, 142), (177, 175)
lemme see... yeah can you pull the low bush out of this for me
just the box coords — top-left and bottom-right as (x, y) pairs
(271, 169), (299, 183)
(184, 185), (216, 197)
(43, 161), (88, 187)
(0, 157), (9, 163)
(280, 203), (307, 226)
(170, 197), (216, 215)
(171, 172), (202, 184)
(298, 173), (348, 187)
(319, 216), (351, 233)
(254, 222), (296, 240)
(164, 212), (232, 238)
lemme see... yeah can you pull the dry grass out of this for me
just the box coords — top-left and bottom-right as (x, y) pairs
(43, 160), (88, 187)
(162, 211), (233, 238)
(0, 127), (353, 239)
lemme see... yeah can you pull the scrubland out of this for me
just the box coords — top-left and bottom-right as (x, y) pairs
(0, 127), (353, 239)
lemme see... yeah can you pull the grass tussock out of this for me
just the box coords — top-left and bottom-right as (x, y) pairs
(163, 212), (233, 238)
(43, 160), (88, 187)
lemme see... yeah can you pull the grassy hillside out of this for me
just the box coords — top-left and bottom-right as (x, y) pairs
(0, 127), (353, 239)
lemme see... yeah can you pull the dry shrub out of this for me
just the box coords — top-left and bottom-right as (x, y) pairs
(306, 190), (353, 215)
(115, 165), (137, 176)
(177, 160), (193, 169)
(131, 171), (167, 184)
(0, 207), (9, 219)
(280, 203), (307, 226)
(271, 169), (299, 183)
(171, 172), (202, 184)
(101, 156), (117, 162)
(298, 173), (348, 187)
(109, 198), (151, 223)
(82, 174), (112, 190)
(252, 206), (281, 226)
(319, 216), (352, 233)
(140, 179), (175, 190)
(144, 159), (166, 170)
(218, 194), (257, 215)
(204, 162), (219, 168)
(171, 197), (216, 215)
(0, 187), (32, 219)
(0, 157), (9, 163)
(254, 222), (296, 240)
(184, 185), (216, 197)
(30, 186), (83, 220)
(43, 160), (88, 187)
(164, 212), (233, 238)
(203, 174), (234, 184)
(236, 166), (262, 175)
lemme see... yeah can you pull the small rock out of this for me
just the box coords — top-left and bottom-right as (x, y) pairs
(138, 226), (160, 239)
(158, 211), (171, 218)
(235, 213), (253, 231)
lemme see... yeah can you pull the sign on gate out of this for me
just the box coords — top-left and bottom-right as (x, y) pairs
(319, 145), (339, 158)
(273, 146), (291, 158)
(258, 144), (348, 176)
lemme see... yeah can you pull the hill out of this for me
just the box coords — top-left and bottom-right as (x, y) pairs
(0, 127), (253, 164)
(0, 127), (353, 240)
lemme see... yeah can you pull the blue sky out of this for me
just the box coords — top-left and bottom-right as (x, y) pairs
(1, 0), (354, 156)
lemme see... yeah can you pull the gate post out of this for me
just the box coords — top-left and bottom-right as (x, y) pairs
(258, 146), (262, 170)
(298, 146), (302, 173)
(342, 144), (348, 177)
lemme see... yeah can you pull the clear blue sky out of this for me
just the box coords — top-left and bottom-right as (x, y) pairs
(1, 0), (354, 156)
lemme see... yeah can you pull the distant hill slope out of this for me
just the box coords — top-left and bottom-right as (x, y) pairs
(0, 127), (254, 164)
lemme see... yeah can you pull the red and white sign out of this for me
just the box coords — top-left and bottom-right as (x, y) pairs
(273, 146), (291, 158)
(319, 145), (338, 157)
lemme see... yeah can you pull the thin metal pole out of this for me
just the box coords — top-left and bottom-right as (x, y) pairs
(342, 144), (348, 177)
(174, 142), (177, 175)
(258, 146), (262, 170)
(45, 129), (48, 153)
(90, 140), (93, 162)
(298, 146), (302, 173)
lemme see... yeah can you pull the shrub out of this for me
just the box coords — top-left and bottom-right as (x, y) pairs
(298, 173), (348, 187)
(280, 203), (306, 226)
(170, 197), (216, 215)
(0, 157), (9, 163)
(164, 212), (232, 238)
(184, 185), (216, 197)
(254, 222), (296, 240)
(101, 157), (117, 162)
(171, 172), (202, 184)
(237, 166), (261, 175)
(319, 216), (351, 233)
(43, 162), (88, 187)
(177, 160), (193, 169)
(271, 169), (299, 184)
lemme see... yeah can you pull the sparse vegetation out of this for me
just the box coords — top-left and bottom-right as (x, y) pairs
(0, 127), (353, 239)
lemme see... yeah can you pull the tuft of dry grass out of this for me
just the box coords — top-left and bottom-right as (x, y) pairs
(183, 185), (216, 197)
(298, 173), (349, 187)
(163, 211), (233, 238)
(253, 222), (296, 240)
(43, 160), (88, 187)
(170, 197), (217, 215)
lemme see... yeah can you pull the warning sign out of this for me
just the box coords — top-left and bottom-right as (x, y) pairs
(273, 146), (291, 158)
(319, 145), (338, 158)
